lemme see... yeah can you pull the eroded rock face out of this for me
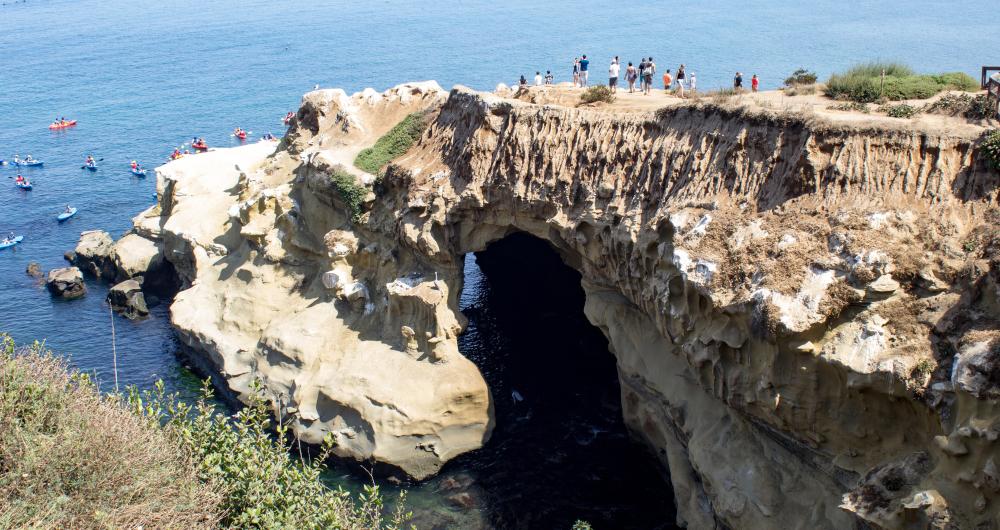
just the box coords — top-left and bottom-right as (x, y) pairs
(72, 230), (116, 280)
(124, 82), (1000, 528)
(46, 267), (86, 300)
(108, 279), (148, 319)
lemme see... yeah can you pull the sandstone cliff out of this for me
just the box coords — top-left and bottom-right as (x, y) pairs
(125, 82), (999, 529)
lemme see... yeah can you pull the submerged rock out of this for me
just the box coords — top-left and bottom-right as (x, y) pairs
(107, 279), (148, 319)
(46, 267), (86, 300)
(25, 261), (42, 279)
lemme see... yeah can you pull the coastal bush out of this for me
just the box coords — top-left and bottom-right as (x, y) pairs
(784, 68), (818, 87)
(580, 85), (615, 104)
(969, 94), (997, 120)
(829, 101), (871, 113)
(825, 62), (979, 103)
(0, 335), (411, 530)
(128, 379), (412, 530)
(0, 336), (220, 528)
(982, 129), (1000, 170)
(354, 112), (429, 174)
(330, 168), (369, 223)
(883, 103), (918, 119)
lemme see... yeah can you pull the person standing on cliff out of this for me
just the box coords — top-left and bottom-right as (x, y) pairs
(544, 70), (554, 84)
(579, 55), (590, 87)
(734, 72), (744, 92)
(751, 74), (760, 92)
(625, 62), (638, 93)
(662, 69), (672, 92)
(534, 71), (543, 86)
(676, 64), (686, 98)
(689, 71), (697, 92)
(572, 58), (580, 87)
(608, 59), (620, 93)
(643, 57), (656, 95)
(638, 58), (647, 91)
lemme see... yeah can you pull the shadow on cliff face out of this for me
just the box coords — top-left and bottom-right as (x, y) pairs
(446, 231), (678, 530)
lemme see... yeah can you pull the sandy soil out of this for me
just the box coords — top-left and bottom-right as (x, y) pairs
(500, 83), (993, 138)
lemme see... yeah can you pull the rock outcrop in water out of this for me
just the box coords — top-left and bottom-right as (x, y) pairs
(120, 82), (999, 529)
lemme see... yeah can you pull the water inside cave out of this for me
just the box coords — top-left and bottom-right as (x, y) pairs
(443, 231), (679, 529)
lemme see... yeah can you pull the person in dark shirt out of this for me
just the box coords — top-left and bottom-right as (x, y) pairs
(734, 72), (743, 91)
(579, 55), (590, 86)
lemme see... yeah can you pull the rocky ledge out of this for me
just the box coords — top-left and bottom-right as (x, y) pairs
(109, 82), (998, 529)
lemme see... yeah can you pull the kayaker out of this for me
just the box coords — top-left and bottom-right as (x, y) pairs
(65, 205), (74, 214)
(15, 175), (24, 183)
(131, 160), (138, 169)
(85, 155), (95, 166)
(171, 148), (181, 160)
(25, 154), (35, 163)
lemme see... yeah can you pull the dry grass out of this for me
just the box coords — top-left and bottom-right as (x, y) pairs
(0, 336), (221, 529)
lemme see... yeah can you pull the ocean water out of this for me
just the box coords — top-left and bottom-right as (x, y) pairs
(1, 0), (997, 527)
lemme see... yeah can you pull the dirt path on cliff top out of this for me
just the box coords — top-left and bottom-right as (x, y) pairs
(506, 84), (992, 137)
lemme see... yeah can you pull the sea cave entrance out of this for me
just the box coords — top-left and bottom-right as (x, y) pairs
(449, 231), (678, 529)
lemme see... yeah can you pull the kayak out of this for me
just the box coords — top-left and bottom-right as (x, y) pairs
(58, 208), (78, 222)
(83, 165), (97, 171)
(15, 181), (32, 190)
(0, 236), (23, 250)
(192, 143), (208, 151)
(12, 160), (43, 167)
(48, 120), (77, 130)
(131, 168), (147, 177)
(234, 131), (247, 140)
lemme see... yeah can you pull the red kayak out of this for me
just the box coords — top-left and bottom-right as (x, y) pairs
(235, 131), (247, 140)
(48, 120), (77, 130)
(192, 143), (208, 151)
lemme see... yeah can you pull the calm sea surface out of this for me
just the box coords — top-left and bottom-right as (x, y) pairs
(1, 0), (997, 527)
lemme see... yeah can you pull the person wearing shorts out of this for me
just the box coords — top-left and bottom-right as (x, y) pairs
(625, 62), (637, 93)
(573, 58), (580, 87)
(608, 59), (620, 92)
(643, 57), (656, 95)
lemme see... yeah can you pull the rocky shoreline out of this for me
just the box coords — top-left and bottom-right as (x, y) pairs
(69, 82), (999, 529)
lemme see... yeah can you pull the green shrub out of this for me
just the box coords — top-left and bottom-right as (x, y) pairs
(354, 112), (429, 174)
(330, 168), (369, 223)
(784, 68), (818, 86)
(825, 62), (979, 103)
(580, 85), (615, 104)
(883, 103), (918, 119)
(982, 129), (1000, 170)
(128, 379), (411, 530)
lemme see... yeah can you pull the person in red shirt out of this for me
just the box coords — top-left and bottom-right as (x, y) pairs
(751, 74), (760, 92)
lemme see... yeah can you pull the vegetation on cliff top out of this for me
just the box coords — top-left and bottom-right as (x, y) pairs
(0, 335), (411, 530)
(580, 85), (616, 104)
(354, 112), (429, 174)
(825, 62), (978, 103)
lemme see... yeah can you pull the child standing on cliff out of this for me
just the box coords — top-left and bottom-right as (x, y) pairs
(662, 69), (672, 92)
(751, 74), (760, 92)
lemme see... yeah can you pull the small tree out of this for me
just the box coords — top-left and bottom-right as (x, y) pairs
(784, 68), (818, 87)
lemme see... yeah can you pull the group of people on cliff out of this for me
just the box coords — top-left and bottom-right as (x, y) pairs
(519, 54), (761, 97)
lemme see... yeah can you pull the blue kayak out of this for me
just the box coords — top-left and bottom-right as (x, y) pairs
(15, 181), (32, 190)
(131, 168), (147, 177)
(12, 160), (43, 167)
(83, 164), (97, 171)
(57, 208), (78, 222)
(0, 236), (23, 250)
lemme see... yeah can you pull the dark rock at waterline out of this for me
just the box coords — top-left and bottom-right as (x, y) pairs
(63, 250), (76, 262)
(145, 294), (161, 308)
(46, 267), (86, 300)
(445, 492), (476, 510)
(25, 261), (42, 278)
(107, 279), (149, 319)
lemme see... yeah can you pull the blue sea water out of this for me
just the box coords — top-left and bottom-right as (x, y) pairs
(1, 0), (998, 527)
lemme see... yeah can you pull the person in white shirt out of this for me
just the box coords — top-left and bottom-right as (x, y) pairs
(534, 71), (542, 86)
(689, 72), (697, 92)
(608, 60), (620, 93)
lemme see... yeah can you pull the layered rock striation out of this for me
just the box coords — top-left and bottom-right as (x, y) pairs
(122, 82), (999, 529)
